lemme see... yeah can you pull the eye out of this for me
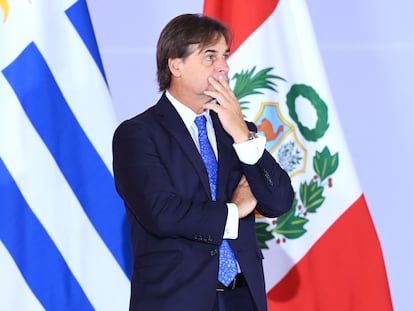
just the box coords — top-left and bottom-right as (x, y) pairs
(206, 54), (216, 62)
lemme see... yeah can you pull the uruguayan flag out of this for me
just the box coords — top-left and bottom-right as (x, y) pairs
(0, 0), (131, 310)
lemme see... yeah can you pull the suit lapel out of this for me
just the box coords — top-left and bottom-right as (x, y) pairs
(211, 112), (234, 201)
(154, 94), (212, 198)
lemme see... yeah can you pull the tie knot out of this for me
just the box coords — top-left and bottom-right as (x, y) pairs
(194, 115), (207, 131)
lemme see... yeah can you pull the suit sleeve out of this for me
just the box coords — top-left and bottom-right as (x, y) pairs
(241, 122), (294, 218)
(112, 118), (227, 245)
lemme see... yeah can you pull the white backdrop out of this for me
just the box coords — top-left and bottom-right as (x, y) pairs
(87, 1), (414, 310)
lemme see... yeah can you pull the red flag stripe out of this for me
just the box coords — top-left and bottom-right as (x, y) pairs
(203, 0), (279, 55)
(267, 195), (393, 310)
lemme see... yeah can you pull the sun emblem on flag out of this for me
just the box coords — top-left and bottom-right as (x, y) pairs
(0, 0), (9, 22)
(231, 66), (339, 248)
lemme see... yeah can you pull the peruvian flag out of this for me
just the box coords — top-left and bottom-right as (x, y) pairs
(204, 0), (393, 310)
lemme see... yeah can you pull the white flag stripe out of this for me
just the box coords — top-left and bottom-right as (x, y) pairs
(0, 0), (74, 67)
(0, 0), (116, 172)
(0, 242), (45, 311)
(34, 1), (117, 172)
(0, 2), (35, 68)
(228, 0), (364, 290)
(276, 0), (330, 86)
(0, 74), (130, 310)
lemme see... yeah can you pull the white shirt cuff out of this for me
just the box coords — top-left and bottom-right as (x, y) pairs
(232, 135), (266, 165)
(223, 203), (239, 239)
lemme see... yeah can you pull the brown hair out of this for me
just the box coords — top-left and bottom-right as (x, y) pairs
(156, 14), (232, 91)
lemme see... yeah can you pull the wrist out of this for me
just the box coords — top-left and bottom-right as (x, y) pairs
(247, 131), (258, 140)
(233, 130), (258, 144)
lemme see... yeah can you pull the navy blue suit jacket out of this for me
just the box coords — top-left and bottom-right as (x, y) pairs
(112, 93), (293, 311)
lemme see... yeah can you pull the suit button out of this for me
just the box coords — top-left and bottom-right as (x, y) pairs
(210, 249), (218, 256)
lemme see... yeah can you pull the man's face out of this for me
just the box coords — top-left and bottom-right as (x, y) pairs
(179, 35), (230, 100)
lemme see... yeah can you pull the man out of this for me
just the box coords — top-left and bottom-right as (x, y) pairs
(112, 13), (293, 311)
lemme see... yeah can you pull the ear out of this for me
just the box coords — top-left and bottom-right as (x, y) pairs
(168, 58), (182, 77)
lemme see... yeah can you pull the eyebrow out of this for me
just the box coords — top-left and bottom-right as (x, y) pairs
(204, 48), (231, 55)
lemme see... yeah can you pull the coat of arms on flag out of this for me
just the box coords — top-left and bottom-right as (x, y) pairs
(231, 65), (339, 247)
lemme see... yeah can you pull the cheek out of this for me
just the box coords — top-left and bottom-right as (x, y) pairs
(186, 68), (214, 91)
(196, 75), (212, 91)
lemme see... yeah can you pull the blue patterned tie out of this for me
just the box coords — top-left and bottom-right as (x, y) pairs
(194, 115), (238, 286)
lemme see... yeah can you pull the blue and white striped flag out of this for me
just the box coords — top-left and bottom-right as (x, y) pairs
(0, 0), (131, 310)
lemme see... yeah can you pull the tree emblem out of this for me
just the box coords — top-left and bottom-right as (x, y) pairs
(231, 66), (339, 248)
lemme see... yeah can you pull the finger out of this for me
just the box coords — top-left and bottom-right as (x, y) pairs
(203, 89), (232, 107)
(203, 101), (222, 113)
(208, 76), (231, 94)
(203, 93), (227, 110)
(211, 72), (228, 82)
(209, 74), (228, 85)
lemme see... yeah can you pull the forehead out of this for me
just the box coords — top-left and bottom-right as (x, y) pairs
(191, 36), (230, 55)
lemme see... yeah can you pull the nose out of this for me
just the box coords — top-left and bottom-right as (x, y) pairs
(216, 56), (229, 74)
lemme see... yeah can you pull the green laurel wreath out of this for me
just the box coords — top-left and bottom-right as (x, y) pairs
(256, 146), (338, 248)
(286, 84), (330, 142)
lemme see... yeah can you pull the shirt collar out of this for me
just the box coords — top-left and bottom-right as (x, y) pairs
(165, 91), (211, 129)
